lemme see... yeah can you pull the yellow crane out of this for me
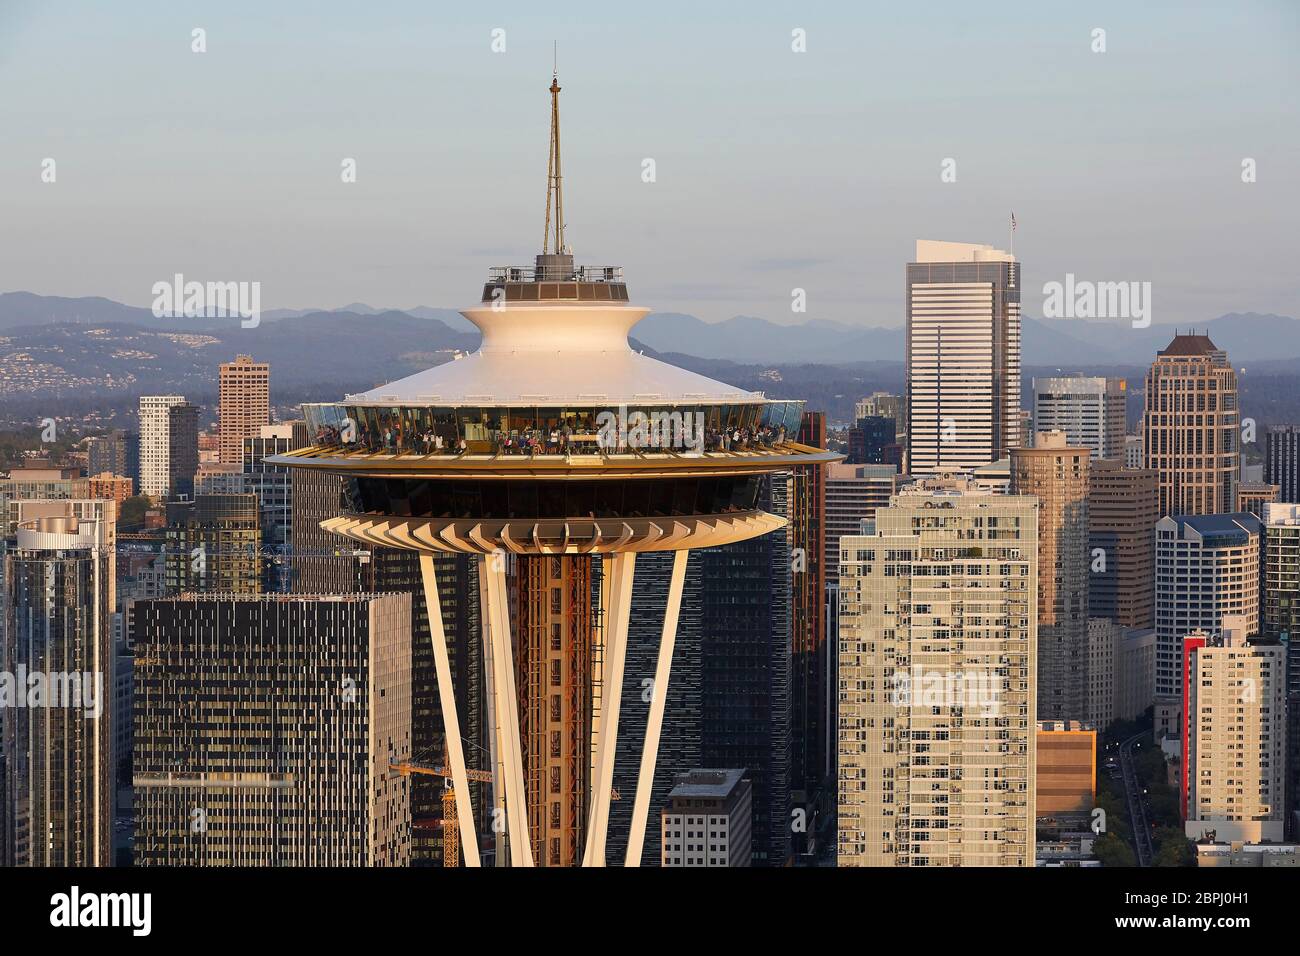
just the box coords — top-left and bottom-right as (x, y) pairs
(390, 757), (491, 868)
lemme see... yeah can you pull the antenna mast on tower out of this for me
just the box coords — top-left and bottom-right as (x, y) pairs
(542, 55), (566, 256)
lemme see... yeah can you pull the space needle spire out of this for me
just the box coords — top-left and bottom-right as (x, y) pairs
(542, 58), (566, 257)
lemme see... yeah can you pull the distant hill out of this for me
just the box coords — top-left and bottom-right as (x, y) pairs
(2, 293), (1297, 414)
(629, 311), (1300, 366)
(0, 306), (479, 403)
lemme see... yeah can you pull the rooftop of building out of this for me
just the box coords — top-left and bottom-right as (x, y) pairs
(1159, 512), (1261, 540)
(827, 462), (898, 480)
(912, 239), (1015, 264)
(667, 768), (748, 799)
(1264, 501), (1300, 525)
(1037, 720), (1096, 733)
(1156, 332), (1223, 358)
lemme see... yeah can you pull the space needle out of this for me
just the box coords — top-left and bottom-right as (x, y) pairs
(275, 71), (839, 866)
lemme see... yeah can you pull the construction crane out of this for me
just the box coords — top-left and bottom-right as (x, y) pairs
(389, 754), (621, 867)
(390, 754), (491, 868)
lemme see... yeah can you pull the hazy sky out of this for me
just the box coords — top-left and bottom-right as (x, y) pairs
(1, 0), (1297, 327)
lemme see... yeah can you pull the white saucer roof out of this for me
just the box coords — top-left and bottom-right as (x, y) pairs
(347, 302), (767, 407)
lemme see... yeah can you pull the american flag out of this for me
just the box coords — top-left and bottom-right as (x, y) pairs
(1011, 211), (1017, 231)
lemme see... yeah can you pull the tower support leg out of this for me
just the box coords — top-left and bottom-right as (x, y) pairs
(583, 551), (636, 866)
(624, 548), (688, 866)
(418, 554), (481, 867)
(480, 555), (534, 866)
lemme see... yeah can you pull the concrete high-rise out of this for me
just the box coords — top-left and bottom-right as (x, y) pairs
(906, 240), (1021, 475)
(138, 395), (198, 501)
(1125, 435), (1144, 469)
(133, 593), (412, 866)
(2, 506), (114, 866)
(1182, 616), (1286, 843)
(660, 769), (752, 867)
(1238, 481), (1279, 519)
(837, 477), (1037, 866)
(1153, 513), (1260, 740)
(1011, 431), (1090, 721)
(1087, 458), (1159, 628)
(217, 354), (271, 465)
(1032, 376), (1126, 460)
(1142, 333), (1240, 517)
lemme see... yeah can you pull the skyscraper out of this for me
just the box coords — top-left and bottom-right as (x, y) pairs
(1182, 616), (1286, 843)
(133, 593), (412, 866)
(854, 391), (907, 445)
(1031, 376), (1126, 460)
(1087, 458), (1159, 628)
(823, 463), (897, 586)
(2, 505), (114, 866)
(1153, 513), (1260, 739)
(163, 493), (263, 594)
(217, 354), (270, 465)
(87, 429), (135, 484)
(1261, 502), (1300, 836)
(791, 411), (829, 806)
(847, 416), (897, 465)
(906, 240), (1021, 475)
(197, 423), (297, 590)
(837, 477), (1037, 866)
(695, 474), (795, 866)
(1142, 333), (1240, 517)
(1265, 425), (1300, 503)
(138, 395), (198, 501)
(1010, 431), (1090, 721)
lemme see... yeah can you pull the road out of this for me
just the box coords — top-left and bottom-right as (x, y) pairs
(1118, 732), (1154, 867)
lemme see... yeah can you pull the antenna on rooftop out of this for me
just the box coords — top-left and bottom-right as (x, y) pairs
(542, 53), (567, 256)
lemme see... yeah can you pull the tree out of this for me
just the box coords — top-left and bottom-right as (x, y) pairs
(119, 495), (151, 530)
(1152, 826), (1194, 867)
(1093, 832), (1136, 867)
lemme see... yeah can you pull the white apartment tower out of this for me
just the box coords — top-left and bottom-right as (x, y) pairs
(1032, 377), (1126, 460)
(906, 240), (1021, 475)
(138, 395), (198, 501)
(1183, 616), (1287, 844)
(837, 477), (1038, 867)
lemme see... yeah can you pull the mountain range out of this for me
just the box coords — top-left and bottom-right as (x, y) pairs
(2, 291), (1294, 368)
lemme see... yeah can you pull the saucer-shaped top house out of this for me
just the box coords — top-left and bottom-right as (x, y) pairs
(273, 73), (839, 867)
